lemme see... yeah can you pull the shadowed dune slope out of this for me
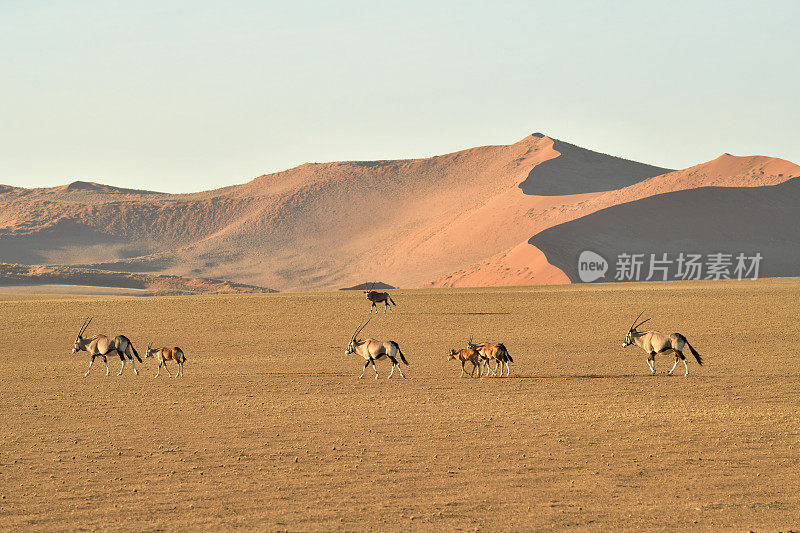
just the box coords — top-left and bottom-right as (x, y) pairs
(530, 178), (800, 282)
(518, 135), (672, 196)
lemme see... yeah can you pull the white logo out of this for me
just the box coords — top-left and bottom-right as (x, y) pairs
(578, 250), (608, 282)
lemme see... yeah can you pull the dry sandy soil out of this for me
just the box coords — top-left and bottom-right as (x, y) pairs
(1, 279), (798, 530)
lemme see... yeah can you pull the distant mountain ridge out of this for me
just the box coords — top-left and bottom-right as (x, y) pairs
(1, 133), (798, 291)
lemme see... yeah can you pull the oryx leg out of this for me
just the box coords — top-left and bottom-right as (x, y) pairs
(676, 351), (689, 376)
(646, 354), (656, 375)
(177, 363), (183, 377)
(392, 361), (406, 379)
(117, 353), (126, 376)
(388, 357), (398, 378)
(668, 356), (679, 376)
(130, 352), (139, 375)
(503, 360), (511, 377)
(85, 355), (96, 377)
(162, 360), (173, 378)
(103, 356), (109, 376)
(460, 361), (466, 378)
(156, 360), (162, 378)
(359, 360), (370, 379)
(371, 358), (379, 379)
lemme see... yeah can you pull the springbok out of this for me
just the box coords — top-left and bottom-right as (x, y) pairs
(144, 344), (187, 378)
(468, 336), (513, 377)
(447, 347), (483, 378)
(71, 317), (142, 376)
(364, 283), (396, 314)
(622, 311), (704, 376)
(345, 316), (408, 379)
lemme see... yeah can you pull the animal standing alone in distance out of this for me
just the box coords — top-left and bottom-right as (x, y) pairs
(363, 282), (396, 314)
(345, 316), (408, 379)
(622, 311), (703, 376)
(145, 343), (187, 378)
(71, 317), (142, 376)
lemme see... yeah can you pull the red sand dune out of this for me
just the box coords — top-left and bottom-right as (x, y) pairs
(1, 135), (798, 291)
(430, 151), (800, 287)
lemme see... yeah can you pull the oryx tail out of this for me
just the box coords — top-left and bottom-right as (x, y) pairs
(497, 343), (513, 363)
(130, 342), (142, 362)
(390, 341), (408, 365)
(118, 335), (142, 362)
(676, 334), (703, 365)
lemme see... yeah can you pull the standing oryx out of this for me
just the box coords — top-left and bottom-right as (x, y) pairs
(71, 317), (142, 376)
(622, 311), (704, 376)
(468, 336), (513, 377)
(364, 283), (396, 314)
(144, 344), (187, 378)
(447, 347), (483, 378)
(345, 316), (408, 379)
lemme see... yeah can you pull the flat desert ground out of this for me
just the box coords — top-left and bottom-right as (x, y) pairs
(1, 279), (799, 531)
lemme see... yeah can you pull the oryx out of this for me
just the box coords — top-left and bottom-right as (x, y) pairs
(364, 283), (396, 314)
(622, 311), (704, 376)
(345, 316), (408, 379)
(72, 317), (142, 376)
(144, 344), (187, 378)
(468, 336), (513, 377)
(447, 347), (483, 378)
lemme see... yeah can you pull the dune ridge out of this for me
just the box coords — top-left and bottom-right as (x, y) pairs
(2, 134), (798, 291)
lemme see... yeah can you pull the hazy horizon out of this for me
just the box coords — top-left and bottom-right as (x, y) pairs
(2, 1), (798, 193)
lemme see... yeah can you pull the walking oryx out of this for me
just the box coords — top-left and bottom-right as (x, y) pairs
(71, 317), (142, 376)
(622, 311), (704, 376)
(144, 344), (187, 378)
(364, 283), (396, 314)
(468, 336), (513, 377)
(447, 347), (483, 378)
(345, 316), (408, 379)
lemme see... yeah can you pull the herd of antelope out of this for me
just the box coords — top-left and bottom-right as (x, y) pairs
(347, 287), (703, 379)
(72, 284), (704, 379)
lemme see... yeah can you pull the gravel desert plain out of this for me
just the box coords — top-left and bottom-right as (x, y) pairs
(1, 278), (798, 531)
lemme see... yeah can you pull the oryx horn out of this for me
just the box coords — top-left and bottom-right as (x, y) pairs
(629, 311), (644, 332)
(78, 316), (93, 337)
(350, 315), (372, 342)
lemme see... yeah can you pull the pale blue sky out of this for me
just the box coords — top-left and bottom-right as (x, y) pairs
(1, 1), (798, 193)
